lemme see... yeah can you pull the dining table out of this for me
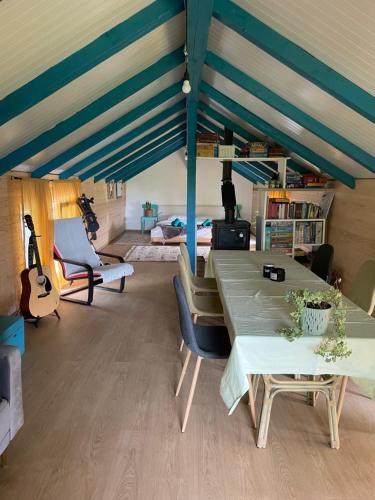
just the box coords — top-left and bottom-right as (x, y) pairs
(205, 251), (375, 425)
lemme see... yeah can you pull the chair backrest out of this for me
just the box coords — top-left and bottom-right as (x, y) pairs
(180, 243), (194, 278)
(347, 260), (375, 315)
(177, 255), (196, 312)
(54, 217), (100, 277)
(311, 244), (334, 282)
(173, 276), (200, 355)
(142, 203), (158, 217)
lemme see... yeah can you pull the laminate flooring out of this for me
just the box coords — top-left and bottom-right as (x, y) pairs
(1, 255), (375, 499)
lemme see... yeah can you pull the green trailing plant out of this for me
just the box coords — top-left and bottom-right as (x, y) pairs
(277, 288), (351, 363)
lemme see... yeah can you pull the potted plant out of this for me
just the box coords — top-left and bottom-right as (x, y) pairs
(278, 288), (351, 362)
(144, 201), (153, 217)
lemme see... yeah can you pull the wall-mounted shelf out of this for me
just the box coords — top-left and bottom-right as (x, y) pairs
(197, 157), (290, 162)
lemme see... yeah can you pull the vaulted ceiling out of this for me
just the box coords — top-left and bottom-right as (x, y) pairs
(0, 0), (374, 188)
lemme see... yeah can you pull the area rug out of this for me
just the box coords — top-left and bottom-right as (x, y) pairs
(124, 245), (211, 262)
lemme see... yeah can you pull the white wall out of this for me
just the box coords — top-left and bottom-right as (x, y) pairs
(125, 149), (253, 229)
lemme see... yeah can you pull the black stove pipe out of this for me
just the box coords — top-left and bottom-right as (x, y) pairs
(221, 127), (236, 224)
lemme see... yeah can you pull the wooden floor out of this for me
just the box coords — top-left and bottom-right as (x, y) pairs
(1, 244), (375, 499)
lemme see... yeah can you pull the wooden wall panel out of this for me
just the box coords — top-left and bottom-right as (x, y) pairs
(0, 176), (25, 314)
(80, 179), (126, 249)
(328, 179), (375, 294)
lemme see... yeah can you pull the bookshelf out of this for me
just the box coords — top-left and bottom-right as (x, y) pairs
(254, 189), (334, 258)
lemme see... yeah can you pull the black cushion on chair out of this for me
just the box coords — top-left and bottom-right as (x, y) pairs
(173, 276), (231, 360)
(311, 244), (334, 282)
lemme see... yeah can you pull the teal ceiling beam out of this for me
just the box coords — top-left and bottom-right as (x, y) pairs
(110, 133), (186, 182)
(232, 162), (261, 184)
(61, 99), (186, 179)
(104, 129), (186, 182)
(288, 159), (310, 175)
(202, 82), (356, 188)
(3, 50), (183, 178)
(95, 123), (186, 183)
(213, 0), (375, 123)
(30, 81), (182, 179)
(206, 52), (375, 173)
(79, 114), (186, 181)
(197, 120), (270, 181)
(186, 0), (214, 273)
(0, 0), (184, 126)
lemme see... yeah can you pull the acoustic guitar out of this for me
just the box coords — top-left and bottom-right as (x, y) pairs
(20, 215), (60, 319)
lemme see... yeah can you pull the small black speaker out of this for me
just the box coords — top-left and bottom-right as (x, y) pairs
(212, 220), (251, 250)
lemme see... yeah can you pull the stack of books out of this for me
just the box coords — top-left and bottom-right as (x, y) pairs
(302, 174), (327, 188)
(288, 202), (321, 219)
(267, 199), (321, 219)
(196, 132), (219, 157)
(295, 221), (324, 244)
(286, 173), (303, 188)
(265, 221), (293, 253)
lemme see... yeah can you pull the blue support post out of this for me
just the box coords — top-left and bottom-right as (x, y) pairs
(186, 0), (214, 273)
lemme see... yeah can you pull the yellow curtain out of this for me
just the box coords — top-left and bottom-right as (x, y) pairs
(21, 178), (58, 288)
(50, 179), (81, 219)
(21, 178), (82, 290)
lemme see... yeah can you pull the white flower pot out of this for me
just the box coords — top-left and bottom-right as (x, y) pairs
(301, 305), (331, 336)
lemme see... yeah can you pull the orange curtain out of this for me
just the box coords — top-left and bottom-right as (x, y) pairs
(50, 179), (81, 219)
(21, 178), (82, 290)
(21, 178), (58, 287)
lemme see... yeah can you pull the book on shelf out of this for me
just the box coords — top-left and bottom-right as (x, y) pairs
(265, 221), (293, 252)
(267, 198), (322, 219)
(295, 221), (323, 244)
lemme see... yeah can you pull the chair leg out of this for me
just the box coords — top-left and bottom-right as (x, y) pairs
(257, 376), (273, 448)
(192, 313), (198, 324)
(0, 450), (8, 468)
(176, 350), (191, 396)
(181, 356), (202, 433)
(247, 374), (258, 429)
(326, 388), (340, 449)
(179, 339), (185, 352)
(337, 376), (348, 423)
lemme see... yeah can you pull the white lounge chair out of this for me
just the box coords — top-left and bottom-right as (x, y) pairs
(54, 217), (134, 305)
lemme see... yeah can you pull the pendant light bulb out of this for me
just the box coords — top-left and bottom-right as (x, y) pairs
(182, 79), (191, 94)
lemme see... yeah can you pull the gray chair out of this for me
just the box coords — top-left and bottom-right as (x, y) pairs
(0, 345), (24, 465)
(173, 276), (231, 432)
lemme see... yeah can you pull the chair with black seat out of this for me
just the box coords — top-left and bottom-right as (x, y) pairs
(311, 244), (334, 282)
(173, 276), (231, 432)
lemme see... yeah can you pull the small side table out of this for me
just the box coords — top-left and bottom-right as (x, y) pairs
(141, 215), (158, 234)
(0, 317), (25, 355)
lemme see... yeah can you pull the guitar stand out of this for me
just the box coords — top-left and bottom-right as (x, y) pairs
(25, 309), (61, 328)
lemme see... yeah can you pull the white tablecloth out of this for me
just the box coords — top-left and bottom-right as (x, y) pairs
(206, 251), (375, 414)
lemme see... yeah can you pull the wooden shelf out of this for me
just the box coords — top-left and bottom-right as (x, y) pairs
(265, 218), (325, 222)
(254, 188), (334, 192)
(196, 157), (290, 162)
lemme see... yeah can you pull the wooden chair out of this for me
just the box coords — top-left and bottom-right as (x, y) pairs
(173, 276), (231, 432)
(177, 255), (223, 351)
(179, 243), (218, 293)
(337, 260), (375, 422)
(140, 203), (158, 234)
